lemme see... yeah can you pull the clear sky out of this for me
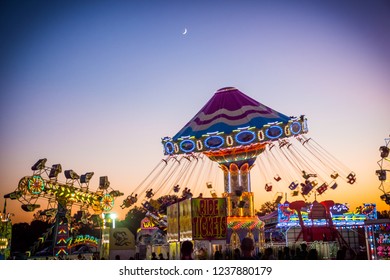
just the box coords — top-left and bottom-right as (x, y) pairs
(1, 0), (389, 223)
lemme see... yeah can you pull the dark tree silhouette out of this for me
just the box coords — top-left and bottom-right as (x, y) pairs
(11, 220), (50, 257)
(377, 210), (390, 219)
(117, 206), (146, 236)
(256, 201), (278, 216)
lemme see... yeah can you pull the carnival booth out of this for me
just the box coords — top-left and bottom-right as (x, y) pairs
(107, 227), (135, 260)
(364, 219), (390, 260)
(137, 217), (168, 259)
(260, 201), (377, 259)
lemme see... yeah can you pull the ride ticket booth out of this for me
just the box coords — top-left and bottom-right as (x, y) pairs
(167, 197), (227, 260)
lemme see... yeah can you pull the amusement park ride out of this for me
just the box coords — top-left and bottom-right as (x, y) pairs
(3, 86), (383, 259)
(121, 87), (358, 250)
(2, 159), (123, 257)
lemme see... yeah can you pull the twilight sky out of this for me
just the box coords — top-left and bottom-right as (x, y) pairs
(1, 0), (389, 223)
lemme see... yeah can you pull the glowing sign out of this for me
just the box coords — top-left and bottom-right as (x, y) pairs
(167, 198), (227, 241)
(67, 234), (99, 248)
(140, 217), (157, 229)
(191, 198), (227, 240)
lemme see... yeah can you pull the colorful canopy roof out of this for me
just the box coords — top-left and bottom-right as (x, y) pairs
(173, 87), (291, 140)
(162, 87), (307, 156)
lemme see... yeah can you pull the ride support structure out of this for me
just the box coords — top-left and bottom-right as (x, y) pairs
(3, 158), (123, 257)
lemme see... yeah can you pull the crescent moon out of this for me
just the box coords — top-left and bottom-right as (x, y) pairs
(182, 28), (187, 35)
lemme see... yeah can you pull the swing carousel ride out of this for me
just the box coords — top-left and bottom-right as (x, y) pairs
(121, 87), (357, 245)
(3, 160), (123, 257)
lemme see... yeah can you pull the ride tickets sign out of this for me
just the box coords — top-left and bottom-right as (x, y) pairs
(167, 198), (227, 241)
(191, 198), (227, 240)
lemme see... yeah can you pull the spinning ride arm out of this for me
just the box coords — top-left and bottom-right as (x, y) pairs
(5, 174), (123, 214)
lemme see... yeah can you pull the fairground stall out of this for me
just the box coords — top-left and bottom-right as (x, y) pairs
(260, 201), (377, 259)
(136, 216), (168, 259)
(364, 219), (390, 260)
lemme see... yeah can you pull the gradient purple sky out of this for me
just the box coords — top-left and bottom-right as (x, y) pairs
(1, 0), (389, 223)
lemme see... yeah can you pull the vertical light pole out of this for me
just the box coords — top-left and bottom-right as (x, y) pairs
(100, 213), (110, 260)
(110, 213), (117, 229)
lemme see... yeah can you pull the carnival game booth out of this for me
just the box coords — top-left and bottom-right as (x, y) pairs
(136, 217), (168, 259)
(260, 201), (377, 259)
(364, 219), (390, 260)
(107, 227), (136, 260)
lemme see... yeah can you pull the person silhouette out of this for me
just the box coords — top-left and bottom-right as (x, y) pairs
(240, 237), (256, 259)
(299, 243), (308, 259)
(233, 248), (241, 259)
(307, 249), (318, 260)
(181, 240), (194, 260)
(261, 247), (276, 260)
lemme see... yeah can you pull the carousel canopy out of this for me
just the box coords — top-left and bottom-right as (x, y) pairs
(173, 87), (291, 140)
(162, 87), (307, 155)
